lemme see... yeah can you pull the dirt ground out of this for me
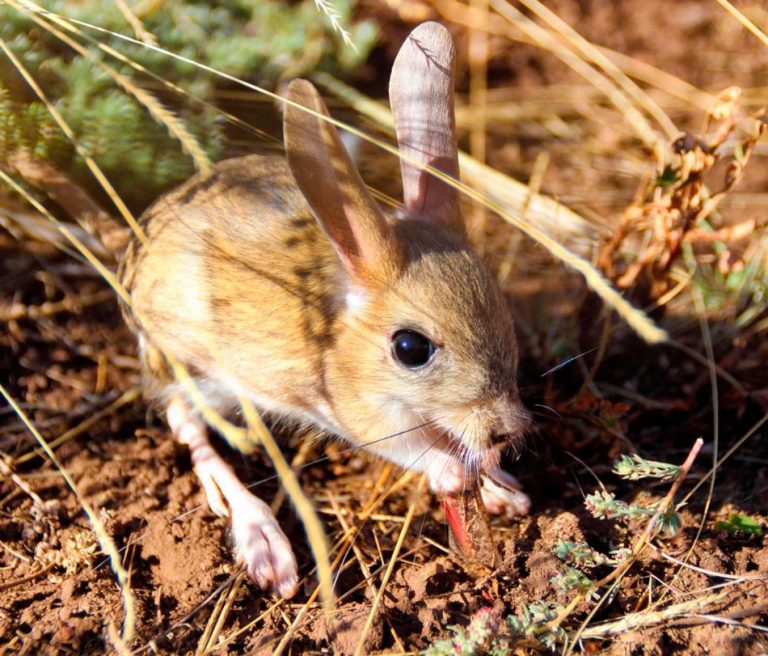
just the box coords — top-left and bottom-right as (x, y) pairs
(1, 1), (767, 654)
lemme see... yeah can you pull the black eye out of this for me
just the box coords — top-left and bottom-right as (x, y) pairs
(391, 329), (436, 369)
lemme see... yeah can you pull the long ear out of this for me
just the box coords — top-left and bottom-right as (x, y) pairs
(284, 79), (401, 283)
(389, 22), (462, 234)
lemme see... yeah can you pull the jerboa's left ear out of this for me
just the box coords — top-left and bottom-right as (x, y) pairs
(284, 79), (402, 283)
(389, 22), (463, 235)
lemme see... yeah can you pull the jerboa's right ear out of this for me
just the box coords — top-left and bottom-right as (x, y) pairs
(284, 79), (401, 283)
(389, 22), (463, 235)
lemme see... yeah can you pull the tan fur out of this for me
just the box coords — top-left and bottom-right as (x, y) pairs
(120, 22), (528, 490)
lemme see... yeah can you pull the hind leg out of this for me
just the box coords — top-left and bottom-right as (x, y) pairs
(167, 396), (299, 599)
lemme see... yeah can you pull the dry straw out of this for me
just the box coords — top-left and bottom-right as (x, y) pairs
(24, 3), (667, 344)
(0, 383), (137, 643)
(2, 1), (337, 615)
(4, 4), (726, 648)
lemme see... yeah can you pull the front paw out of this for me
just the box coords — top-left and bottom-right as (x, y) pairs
(229, 490), (299, 599)
(480, 468), (531, 517)
(425, 455), (468, 495)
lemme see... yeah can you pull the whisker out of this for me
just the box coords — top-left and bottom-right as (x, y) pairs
(540, 347), (598, 377)
(240, 419), (436, 494)
(531, 403), (562, 418)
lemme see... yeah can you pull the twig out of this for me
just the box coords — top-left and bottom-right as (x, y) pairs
(196, 570), (246, 655)
(8, 151), (129, 254)
(0, 289), (114, 323)
(0, 561), (56, 592)
(579, 591), (733, 639)
(0, 454), (48, 510)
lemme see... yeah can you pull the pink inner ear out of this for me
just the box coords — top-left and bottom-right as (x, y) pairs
(390, 22), (463, 234)
(284, 79), (402, 283)
(405, 153), (460, 221)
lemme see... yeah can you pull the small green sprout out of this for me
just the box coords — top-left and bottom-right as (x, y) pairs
(656, 509), (683, 536)
(553, 540), (630, 568)
(612, 454), (680, 481)
(715, 514), (763, 537)
(507, 601), (567, 650)
(424, 608), (508, 656)
(584, 490), (655, 520)
(550, 564), (597, 598)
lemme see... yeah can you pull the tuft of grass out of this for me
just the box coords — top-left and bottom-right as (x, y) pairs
(0, 0), (377, 205)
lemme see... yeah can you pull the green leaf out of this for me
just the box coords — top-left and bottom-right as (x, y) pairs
(656, 165), (679, 187)
(715, 514), (763, 537)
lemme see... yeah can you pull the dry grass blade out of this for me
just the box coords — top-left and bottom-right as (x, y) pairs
(325, 489), (407, 651)
(650, 545), (768, 582)
(467, 0), (490, 249)
(0, 384), (136, 643)
(196, 570), (246, 655)
(240, 397), (335, 607)
(715, 0), (768, 49)
(489, 0), (665, 155)
(271, 590), (320, 656)
(353, 474), (426, 656)
(518, 0), (678, 140)
(680, 410), (768, 507)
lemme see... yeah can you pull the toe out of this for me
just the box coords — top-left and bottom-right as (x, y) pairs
(481, 474), (531, 517)
(264, 525), (299, 599)
(427, 457), (466, 495)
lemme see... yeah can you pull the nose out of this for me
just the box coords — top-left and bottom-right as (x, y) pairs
(490, 402), (531, 447)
